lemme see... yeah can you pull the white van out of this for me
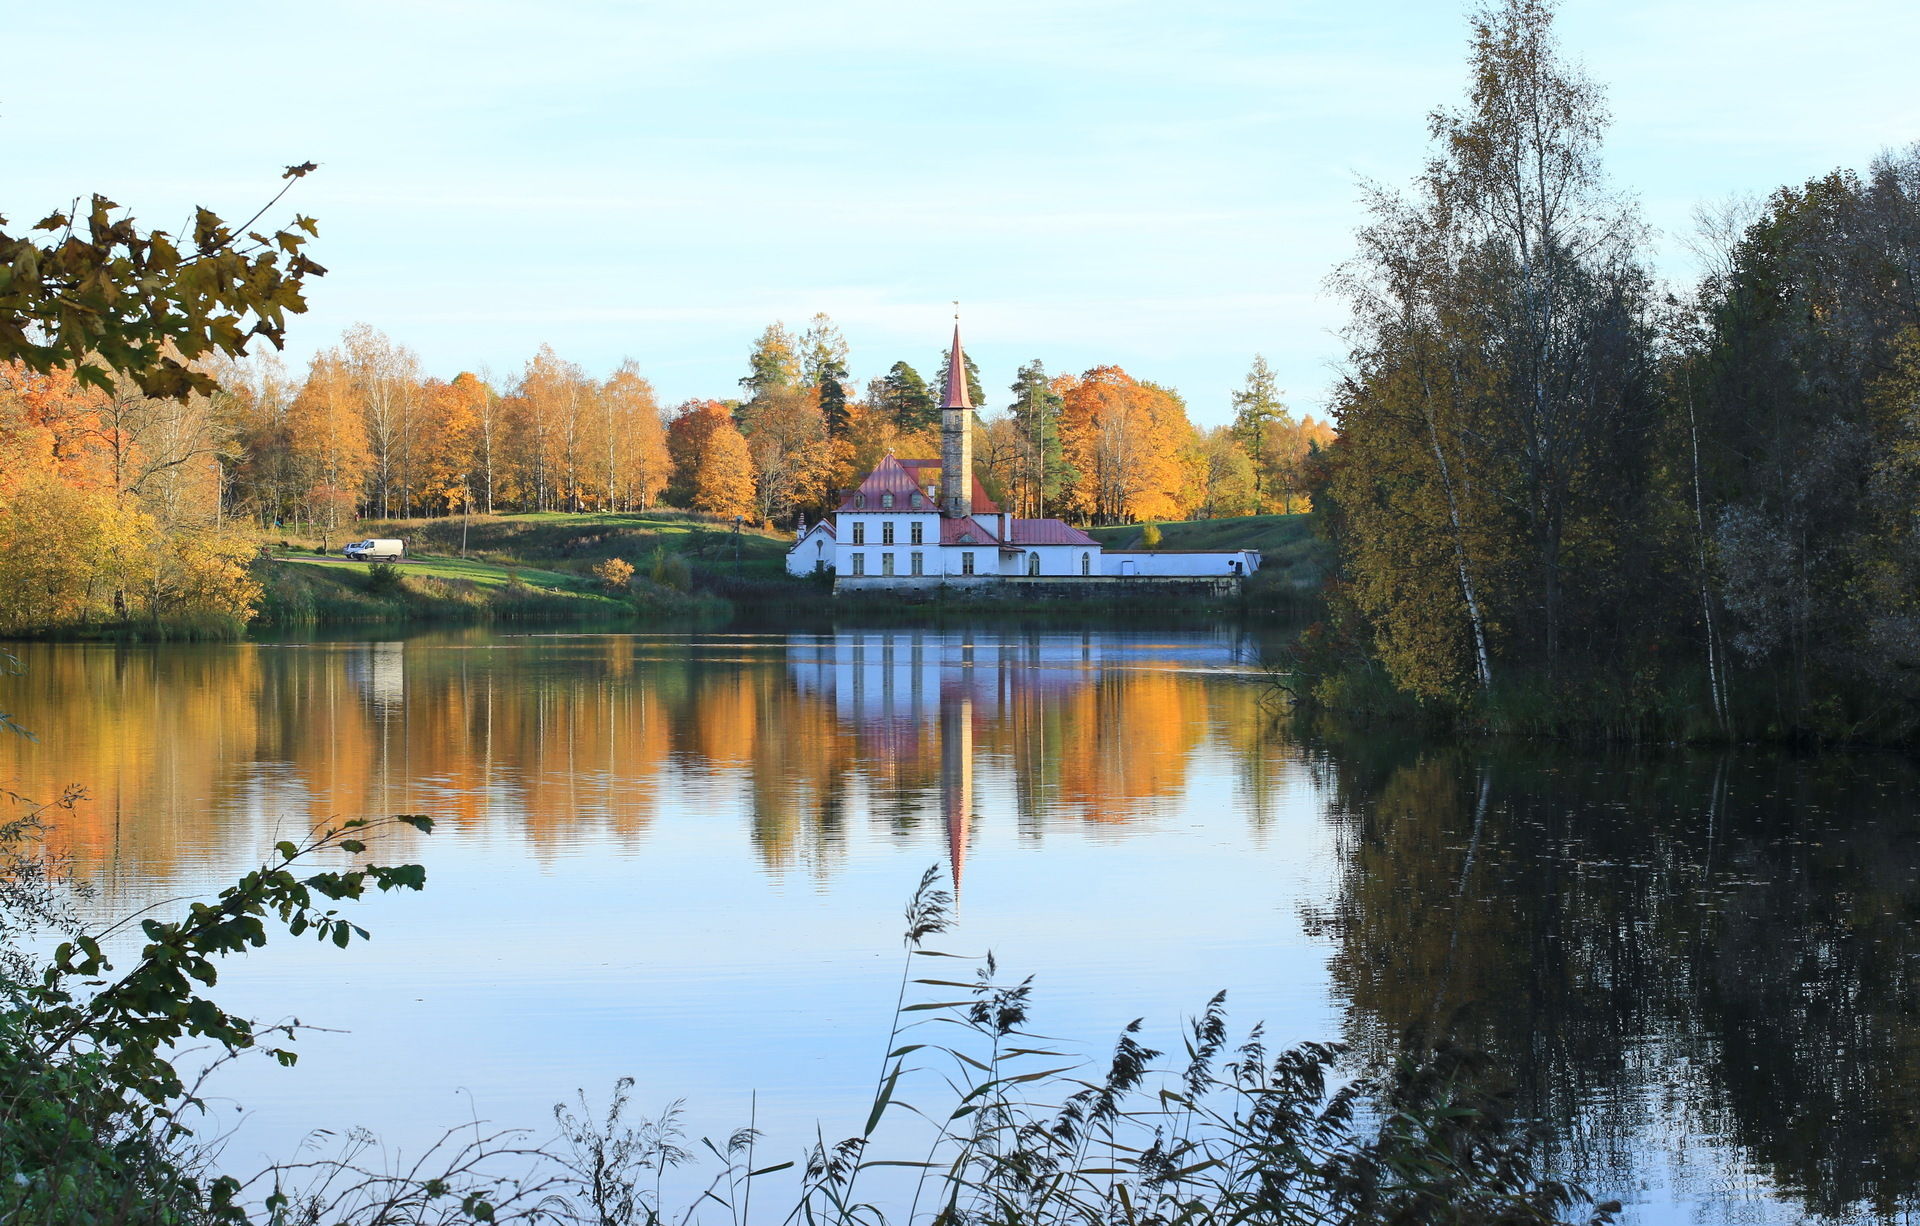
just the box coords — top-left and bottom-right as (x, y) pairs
(344, 539), (405, 561)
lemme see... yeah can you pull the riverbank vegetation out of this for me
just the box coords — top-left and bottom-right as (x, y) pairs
(1304, 0), (1920, 745)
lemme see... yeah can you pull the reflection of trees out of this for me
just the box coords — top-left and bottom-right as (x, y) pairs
(1313, 727), (1920, 1219)
(0, 629), (1297, 911)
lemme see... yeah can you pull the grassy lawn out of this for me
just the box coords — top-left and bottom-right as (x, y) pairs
(275, 553), (589, 591)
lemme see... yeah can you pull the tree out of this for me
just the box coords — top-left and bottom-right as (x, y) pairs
(739, 384), (833, 522)
(1328, 0), (1655, 696)
(601, 360), (670, 511)
(741, 322), (801, 398)
(1229, 355), (1296, 512)
(1007, 360), (1071, 518)
(692, 417), (758, 519)
(1058, 366), (1196, 524)
(875, 362), (937, 433)
(0, 164), (323, 399)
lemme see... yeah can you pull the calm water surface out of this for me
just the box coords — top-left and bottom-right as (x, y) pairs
(4, 628), (1918, 1224)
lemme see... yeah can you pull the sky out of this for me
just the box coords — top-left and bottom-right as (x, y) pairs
(7, 0), (1920, 428)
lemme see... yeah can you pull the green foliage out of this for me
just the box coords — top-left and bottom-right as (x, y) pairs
(0, 166), (323, 399)
(361, 560), (403, 596)
(876, 362), (936, 433)
(0, 806), (433, 1225)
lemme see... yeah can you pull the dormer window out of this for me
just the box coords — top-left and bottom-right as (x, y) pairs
(910, 493), (922, 508)
(882, 493), (894, 508)
(855, 493), (865, 508)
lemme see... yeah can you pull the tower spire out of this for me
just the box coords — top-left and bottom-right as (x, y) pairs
(941, 312), (972, 410)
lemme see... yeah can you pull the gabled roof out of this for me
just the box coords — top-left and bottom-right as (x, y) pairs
(1007, 518), (1098, 546)
(785, 519), (835, 552)
(896, 458), (1001, 514)
(940, 516), (1001, 546)
(838, 453), (927, 511)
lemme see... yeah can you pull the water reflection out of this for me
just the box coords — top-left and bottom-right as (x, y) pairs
(1309, 728), (1920, 1221)
(4, 633), (1919, 1221)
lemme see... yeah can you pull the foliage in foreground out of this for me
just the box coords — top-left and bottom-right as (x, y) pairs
(0, 798), (1614, 1225)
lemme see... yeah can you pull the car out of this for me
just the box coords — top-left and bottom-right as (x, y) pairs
(344, 539), (405, 561)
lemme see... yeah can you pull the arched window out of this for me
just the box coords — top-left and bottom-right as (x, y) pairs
(882, 492), (894, 508)
(1080, 553), (1091, 576)
(1028, 552), (1040, 576)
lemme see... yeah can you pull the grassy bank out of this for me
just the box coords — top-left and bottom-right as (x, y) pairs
(255, 551), (725, 626)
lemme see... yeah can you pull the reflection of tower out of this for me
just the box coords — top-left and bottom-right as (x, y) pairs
(940, 693), (974, 901)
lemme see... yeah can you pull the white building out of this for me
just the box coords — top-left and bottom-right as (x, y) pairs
(786, 326), (1260, 590)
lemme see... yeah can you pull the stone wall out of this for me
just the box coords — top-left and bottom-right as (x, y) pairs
(834, 575), (1241, 601)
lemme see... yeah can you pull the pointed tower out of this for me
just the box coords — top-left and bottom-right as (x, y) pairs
(939, 321), (974, 519)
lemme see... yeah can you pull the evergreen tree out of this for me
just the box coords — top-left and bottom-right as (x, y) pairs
(877, 362), (937, 432)
(819, 375), (850, 437)
(740, 322), (800, 399)
(1008, 360), (1070, 518)
(1229, 355), (1294, 510)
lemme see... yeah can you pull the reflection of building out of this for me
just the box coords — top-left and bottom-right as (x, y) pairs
(343, 641), (407, 712)
(786, 630), (1246, 896)
(787, 325), (1261, 588)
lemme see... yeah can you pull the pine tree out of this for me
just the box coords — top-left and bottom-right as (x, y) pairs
(1008, 360), (1070, 518)
(877, 362), (937, 433)
(1229, 355), (1293, 512)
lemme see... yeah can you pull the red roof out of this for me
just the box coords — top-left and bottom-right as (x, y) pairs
(838, 453), (932, 511)
(896, 458), (1000, 514)
(941, 324), (972, 410)
(940, 516), (1001, 545)
(1007, 518), (1097, 546)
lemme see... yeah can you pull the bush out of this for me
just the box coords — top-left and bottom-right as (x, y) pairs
(1140, 522), (1163, 549)
(649, 547), (691, 593)
(594, 557), (636, 591)
(362, 561), (403, 596)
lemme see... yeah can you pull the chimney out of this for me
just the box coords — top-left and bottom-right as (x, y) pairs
(939, 322), (973, 519)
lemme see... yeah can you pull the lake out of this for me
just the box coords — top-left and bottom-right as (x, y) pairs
(3, 627), (1916, 1223)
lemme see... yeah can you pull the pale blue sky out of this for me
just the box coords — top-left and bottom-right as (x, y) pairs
(7, 1), (1918, 426)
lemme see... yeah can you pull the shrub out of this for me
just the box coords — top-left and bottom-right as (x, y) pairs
(594, 557), (636, 591)
(1141, 522), (1163, 549)
(649, 547), (691, 593)
(362, 561), (403, 596)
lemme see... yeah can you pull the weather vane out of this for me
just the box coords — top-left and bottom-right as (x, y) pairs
(953, 299), (959, 321)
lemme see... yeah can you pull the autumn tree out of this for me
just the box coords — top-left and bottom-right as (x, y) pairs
(600, 360), (670, 510)
(692, 416), (758, 519)
(739, 384), (833, 522)
(1329, 0), (1655, 696)
(1058, 366), (1197, 524)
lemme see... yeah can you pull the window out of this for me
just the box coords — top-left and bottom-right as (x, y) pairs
(851, 553), (866, 576)
(882, 521), (895, 545)
(881, 552), (895, 576)
(961, 552), (975, 575)
(1028, 552), (1040, 576)
(852, 522), (865, 545)
(882, 492), (894, 508)
(1081, 553), (1090, 575)
(910, 552), (923, 576)
(910, 492), (922, 508)
(910, 522), (923, 545)
(855, 493), (865, 508)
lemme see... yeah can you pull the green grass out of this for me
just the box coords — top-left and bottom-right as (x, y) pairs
(353, 509), (793, 582)
(277, 553), (589, 591)
(1086, 513), (1333, 588)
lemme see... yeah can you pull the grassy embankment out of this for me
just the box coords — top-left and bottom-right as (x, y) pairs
(256, 510), (802, 626)
(257, 510), (1335, 627)
(1087, 512), (1332, 617)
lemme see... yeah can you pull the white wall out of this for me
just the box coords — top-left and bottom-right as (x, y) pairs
(1101, 550), (1258, 577)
